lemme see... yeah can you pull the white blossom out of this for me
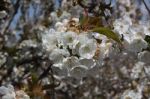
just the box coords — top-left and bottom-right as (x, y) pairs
(61, 31), (78, 48)
(40, 16), (150, 81)
(70, 65), (88, 79)
(121, 89), (142, 99)
(127, 37), (147, 53)
(138, 51), (150, 64)
(130, 62), (145, 79)
(78, 33), (90, 44)
(0, 85), (16, 99)
(144, 66), (150, 77)
(99, 42), (112, 59)
(79, 39), (97, 59)
(55, 22), (67, 32)
(79, 58), (96, 69)
(0, 11), (7, 19)
(42, 29), (58, 51)
(16, 90), (30, 99)
(113, 15), (132, 36)
(49, 48), (70, 65)
(62, 56), (80, 70)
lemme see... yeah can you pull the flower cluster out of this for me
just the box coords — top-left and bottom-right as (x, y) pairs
(113, 15), (148, 53)
(1, 0), (150, 98)
(41, 14), (150, 80)
(41, 18), (120, 80)
(0, 85), (30, 99)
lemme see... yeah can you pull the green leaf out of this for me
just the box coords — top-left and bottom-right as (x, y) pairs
(31, 72), (38, 84)
(79, 14), (88, 26)
(92, 27), (122, 44)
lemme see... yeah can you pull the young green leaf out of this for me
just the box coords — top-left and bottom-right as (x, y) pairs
(79, 14), (88, 26)
(92, 27), (122, 44)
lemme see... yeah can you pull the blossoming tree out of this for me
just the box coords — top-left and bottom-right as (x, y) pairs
(0, 0), (150, 99)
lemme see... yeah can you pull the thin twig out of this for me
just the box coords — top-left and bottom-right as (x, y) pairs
(142, 0), (150, 15)
(38, 61), (53, 80)
(49, 63), (56, 99)
(1, 0), (21, 34)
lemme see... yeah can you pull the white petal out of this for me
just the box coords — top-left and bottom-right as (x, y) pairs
(70, 65), (88, 79)
(62, 56), (80, 70)
(79, 39), (97, 59)
(49, 49), (70, 64)
(127, 38), (147, 53)
(61, 31), (77, 48)
(0, 11), (7, 19)
(0, 86), (9, 95)
(138, 51), (150, 64)
(79, 58), (96, 69)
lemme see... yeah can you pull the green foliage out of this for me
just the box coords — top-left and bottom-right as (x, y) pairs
(92, 27), (122, 44)
(79, 14), (88, 26)
(31, 72), (39, 85)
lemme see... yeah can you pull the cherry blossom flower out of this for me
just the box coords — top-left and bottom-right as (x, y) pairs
(79, 39), (97, 59)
